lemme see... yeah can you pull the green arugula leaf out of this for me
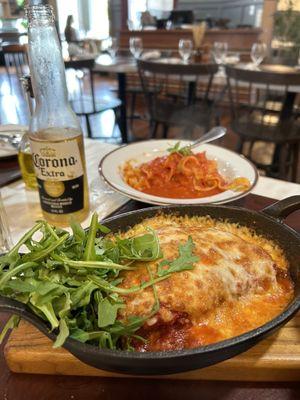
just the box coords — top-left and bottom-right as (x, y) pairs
(0, 262), (38, 288)
(88, 273), (170, 295)
(70, 328), (114, 349)
(23, 233), (69, 262)
(116, 228), (162, 261)
(83, 212), (98, 261)
(157, 236), (199, 277)
(29, 296), (59, 331)
(0, 315), (20, 344)
(55, 292), (72, 319)
(98, 331), (114, 349)
(53, 318), (69, 348)
(69, 328), (90, 343)
(5, 279), (36, 293)
(70, 281), (98, 308)
(70, 219), (86, 242)
(0, 222), (43, 264)
(98, 297), (124, 328)
(97, 223), (111, 234)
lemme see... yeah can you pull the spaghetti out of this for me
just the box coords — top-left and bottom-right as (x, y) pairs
(123, 147), (250, 199)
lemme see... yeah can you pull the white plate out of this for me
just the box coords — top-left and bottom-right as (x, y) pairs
(0, 124), (27, 159)
(99, 140), (259, 205)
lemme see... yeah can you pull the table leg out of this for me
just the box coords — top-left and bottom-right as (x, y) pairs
(273, 91), (297, 174)
(280, 92), (296, 120)
(117, 72), (128, 143)
(187, 81), (196, 105)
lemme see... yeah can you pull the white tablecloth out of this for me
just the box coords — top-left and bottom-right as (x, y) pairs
(1, 139), (299, 244)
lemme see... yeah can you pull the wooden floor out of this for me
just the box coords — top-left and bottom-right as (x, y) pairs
(0, 67), (298, 182)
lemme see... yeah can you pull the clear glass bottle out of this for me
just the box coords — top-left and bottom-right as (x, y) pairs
(26, 4), (89, 226)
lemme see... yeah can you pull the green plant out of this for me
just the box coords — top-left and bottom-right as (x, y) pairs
(16, 0), (25, 8)
(273, 0), (300, 47)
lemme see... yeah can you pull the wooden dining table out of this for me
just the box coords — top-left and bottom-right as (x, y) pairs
(0, 138), (299, 399)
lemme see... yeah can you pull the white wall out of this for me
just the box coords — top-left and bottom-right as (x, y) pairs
(176, 0), (264, 27)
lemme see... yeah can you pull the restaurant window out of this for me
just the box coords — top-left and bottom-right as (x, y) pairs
(57, 0), (81, 35)
(88, 0), (109, 39)
(56, 0), (109, 39)
(128, 0), (147, 28)
(147, 0), (174, 18)
(128, 0), (174, 27)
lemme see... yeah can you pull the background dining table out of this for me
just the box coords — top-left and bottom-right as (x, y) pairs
(0, 138), (299, 399)
(91, 54), (300, 144)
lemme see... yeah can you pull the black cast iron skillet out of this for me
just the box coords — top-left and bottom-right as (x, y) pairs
(1, 196), (299, 375)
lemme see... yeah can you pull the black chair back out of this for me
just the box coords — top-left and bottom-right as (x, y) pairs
(64, 58), (122, 140)
(137, 59), (218, 130)
(225, 65), (300, 182)
(2, 44), (28, 77)
(225, 65), (300, 124)
(64, 58), (96, 112)
(2, 44), (29, 93)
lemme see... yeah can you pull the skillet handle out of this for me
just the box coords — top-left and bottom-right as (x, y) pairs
(261, 196), (300, 221)
(0, 295), (29, 317)
(0, 295), (54, 340)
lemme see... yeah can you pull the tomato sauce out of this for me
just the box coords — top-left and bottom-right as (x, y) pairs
(133, 274), (293, 352)
(143, 183), (223, 199)
(123, 151), (229, 199)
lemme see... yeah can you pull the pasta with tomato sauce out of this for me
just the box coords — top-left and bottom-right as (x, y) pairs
(123, 150), (250, 199)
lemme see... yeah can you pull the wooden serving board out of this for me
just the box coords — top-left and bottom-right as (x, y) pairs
(4, 314), (300, 381)
(3, 195), (300, 381)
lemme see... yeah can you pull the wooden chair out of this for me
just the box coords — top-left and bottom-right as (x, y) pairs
(137, 59), (219, 138)
(65, 58), (122, 139)
(2, 44), (29, 92)
(226, 65), (300, 182)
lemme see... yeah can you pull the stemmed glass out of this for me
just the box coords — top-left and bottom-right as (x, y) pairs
(178, 39), (193, 64)
(212, 42), (228, 64)
(129, 37), (143, 59)
(212, 42), (228, 75)
(107, 37), (118, 59)
(251, 43), (267, 68)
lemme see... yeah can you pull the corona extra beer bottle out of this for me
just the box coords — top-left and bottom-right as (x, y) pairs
(26, 4), (89, 226)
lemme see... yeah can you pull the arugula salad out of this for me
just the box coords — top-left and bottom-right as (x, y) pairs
(0, 213), (198, 351)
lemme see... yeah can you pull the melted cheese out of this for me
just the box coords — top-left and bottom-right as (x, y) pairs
(116, 215), (293, 351)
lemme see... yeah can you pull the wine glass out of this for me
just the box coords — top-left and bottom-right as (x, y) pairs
(107, 37), (118, 59)
(129, 37), (143, 59)
(251, 43), (267, 67)
(212, 42), (228, 65)
(178, 39), (193, 63)
(212, 42), (228, 75)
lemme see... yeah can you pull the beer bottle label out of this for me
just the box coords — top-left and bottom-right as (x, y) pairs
(30, 139), (84, 215)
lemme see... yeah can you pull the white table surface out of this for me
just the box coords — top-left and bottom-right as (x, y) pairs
(1, 138), (299, 244)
